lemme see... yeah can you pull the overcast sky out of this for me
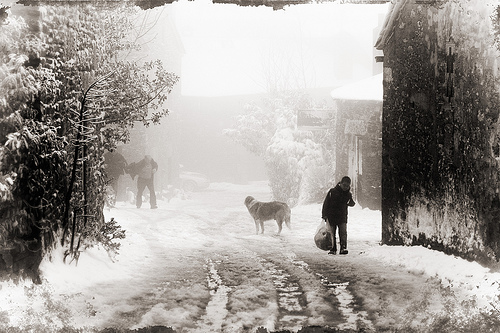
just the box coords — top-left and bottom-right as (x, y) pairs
(169, 0), (389, 96)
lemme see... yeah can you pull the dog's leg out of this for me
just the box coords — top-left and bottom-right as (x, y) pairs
(259, 220), (265, 234)
(254, 219), (260, 235)
(276, 220), (283, 235)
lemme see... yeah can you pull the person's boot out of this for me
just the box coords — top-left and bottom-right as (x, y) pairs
(339, 248), (348, 255)
(328, 249), (337, 255)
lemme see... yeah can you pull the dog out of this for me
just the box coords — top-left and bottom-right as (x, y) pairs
(244, 196), (291, 235)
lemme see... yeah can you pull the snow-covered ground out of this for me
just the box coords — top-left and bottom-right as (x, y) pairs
(1, 181), (499, 332)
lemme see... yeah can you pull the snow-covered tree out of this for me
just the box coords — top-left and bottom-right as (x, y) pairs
(225, 93), (335, 206)
(0, 4), (178, 280)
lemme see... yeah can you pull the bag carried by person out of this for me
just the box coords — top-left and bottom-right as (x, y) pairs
(314, 220), (333, 251)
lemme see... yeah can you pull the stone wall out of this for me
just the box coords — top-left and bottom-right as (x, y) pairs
(380, 0), (500, 264)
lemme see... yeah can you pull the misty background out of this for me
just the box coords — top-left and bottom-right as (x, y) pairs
(117, 1), (389, 194)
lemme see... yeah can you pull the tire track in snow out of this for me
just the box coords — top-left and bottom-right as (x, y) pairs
(285, 253), (374, 331)
(255, 255), (308, 332)
(196, 258), (231, 332)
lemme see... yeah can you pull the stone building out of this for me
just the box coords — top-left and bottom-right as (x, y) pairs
(330, 74), (383, 210)
(376, 0), (500, 264)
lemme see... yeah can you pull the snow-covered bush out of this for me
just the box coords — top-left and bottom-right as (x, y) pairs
(82, 217), (126, 263)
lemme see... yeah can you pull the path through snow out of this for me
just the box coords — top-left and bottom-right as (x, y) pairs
(2, 181), (500, 332)
(286, 254), (373, 331)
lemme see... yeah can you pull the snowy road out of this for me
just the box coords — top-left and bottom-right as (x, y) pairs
(34, 181), (457, 332)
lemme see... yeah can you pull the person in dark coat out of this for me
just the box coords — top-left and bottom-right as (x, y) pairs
(129, 155), (158, 209)
(104, 149), (128, 205)
(322, 176), (355, 255)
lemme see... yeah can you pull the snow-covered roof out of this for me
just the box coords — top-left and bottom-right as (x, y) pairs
(374, 0), (409, 50)
(330, 73), (383, 101)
